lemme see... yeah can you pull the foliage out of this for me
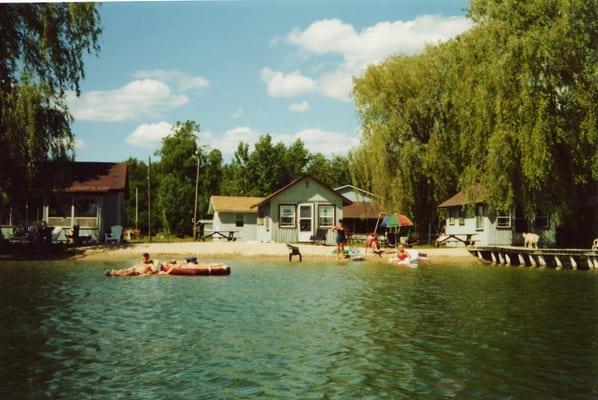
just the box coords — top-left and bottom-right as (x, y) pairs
(0, 4), (101, 200)
(352, 0), (597, 240)
(125, 127), (352, 237)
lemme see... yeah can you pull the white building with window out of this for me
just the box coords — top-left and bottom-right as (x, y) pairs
(207, 176), (351, 244)
(437, 185), (556, 247)
(207, 195), (265, 241)
(253, 176), (351, 244)
(0, 162), (128, 242)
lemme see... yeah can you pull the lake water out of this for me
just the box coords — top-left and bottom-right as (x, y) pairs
(0, 258), (597, 399)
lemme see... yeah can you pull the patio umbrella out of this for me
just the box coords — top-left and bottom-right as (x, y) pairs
(380, 213), (414, 228)
(380, 212), (414, 246)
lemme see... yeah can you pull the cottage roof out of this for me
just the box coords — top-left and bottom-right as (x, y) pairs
(209, 195), (265, 214)
(437, 184), (486, 208)
(252, 175), (352, 208)
(343, 201), (383, 219)
(43, 162), (128, 193)
(334, 185), (377, 198)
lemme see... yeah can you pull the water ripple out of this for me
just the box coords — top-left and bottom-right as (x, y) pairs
(0, 260), (596, 399)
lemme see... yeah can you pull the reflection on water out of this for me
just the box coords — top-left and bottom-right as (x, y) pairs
(0, 259), (597, 399)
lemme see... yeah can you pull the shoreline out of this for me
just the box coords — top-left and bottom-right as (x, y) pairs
(75, 241), (474, 263)
(1, 241), (475, 263)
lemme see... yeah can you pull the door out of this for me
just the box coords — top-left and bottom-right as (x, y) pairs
(298, 203), (314, 242)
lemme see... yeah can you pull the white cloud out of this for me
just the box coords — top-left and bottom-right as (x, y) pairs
(287, 15), (472, 69)
(260, 67), (317, 98)
(231, 108), (244, 118)
(68, 79), (188, 122)
(126, 121), (173, 148)
(288, 101), (310, 112)
(318, 71), (353, 102)
(133, 69), (210, 91)
(275, 15), (472, 102)
(294, 128), (359, 155)
(203, 126), (358, 157)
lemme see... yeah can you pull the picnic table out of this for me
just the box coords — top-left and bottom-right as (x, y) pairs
(200, 230), (239, 242)
(435, 233), (477, 247)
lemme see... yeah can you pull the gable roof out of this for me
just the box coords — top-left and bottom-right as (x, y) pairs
(253, 175), (352, 207)
(209, 195), (265, 214)
(343, 201), (383, 219)
(437, 184), (486, 208)
(334, 184), (377, 198)
(35, 162), (128, 193)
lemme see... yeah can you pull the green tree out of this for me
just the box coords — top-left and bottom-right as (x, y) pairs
(0, 4), (101, 199)
(352, 0), (597, 242)
(155, 121), (200, 237)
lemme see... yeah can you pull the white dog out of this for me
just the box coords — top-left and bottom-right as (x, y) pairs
(523, 232), (540, 249)
(592, 239), (598, 250)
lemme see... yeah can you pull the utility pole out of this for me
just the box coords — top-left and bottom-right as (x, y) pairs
(135, 186), (138, 230)
(148, 156), (151, 242)
(193, 150), (200, 240)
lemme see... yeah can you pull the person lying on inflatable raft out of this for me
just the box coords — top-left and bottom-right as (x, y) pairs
(105, 252), (158, 276)
(160, 256), (230, 276)
(105, 254), (230, 276)
(389, 245), (420, 264)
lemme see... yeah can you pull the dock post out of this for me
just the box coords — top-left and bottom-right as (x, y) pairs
(490, 252), (497, 264)
(477, 251), (484, 261)
(538, 255), (547, 268)
(592, 257), (598, 270)
(498, 252), (505, 265)
(569, 257), (577, 270)
(518, 254), (526, 266)
(505, 253), (511, 265)
(555, 256), (563, 270)
(529, 255), (537, 268)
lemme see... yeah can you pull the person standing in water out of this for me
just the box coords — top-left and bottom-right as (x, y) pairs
(332, 219), (348, 260)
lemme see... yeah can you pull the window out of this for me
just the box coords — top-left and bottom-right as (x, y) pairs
(448, 208), (455, 225)
(48, 199), (72, 227)
(458, 208), (465, 226)
(533, 213), (550, 229)
(279, 205), (296, 228)
(496, 211), (511, 229)
(318, 205), (334, 227)
(475, 205), (484, 230)
(235, 213), (244, 227)
(74, 198), (98, 227)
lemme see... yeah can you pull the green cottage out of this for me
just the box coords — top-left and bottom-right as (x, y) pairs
(253, 176), (351, 244)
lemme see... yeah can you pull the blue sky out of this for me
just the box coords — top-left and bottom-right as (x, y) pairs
(69, 0), (471, 162)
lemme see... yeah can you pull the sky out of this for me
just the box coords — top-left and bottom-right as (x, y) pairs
(69, 0), (472, 162)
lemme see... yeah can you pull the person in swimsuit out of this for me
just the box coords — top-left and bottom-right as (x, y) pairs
(332, 219), (348, 260)
(396, 244), (409, 261)
(365, 232), (382, 256)
(105, 253), (158, 276)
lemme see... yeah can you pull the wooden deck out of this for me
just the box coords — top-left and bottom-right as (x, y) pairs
(470, 246), (598, 270)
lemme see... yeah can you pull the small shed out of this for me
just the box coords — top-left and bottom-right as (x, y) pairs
(207, 195), (265, 241)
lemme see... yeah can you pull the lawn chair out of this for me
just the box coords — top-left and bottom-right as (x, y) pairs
(309, 228), (328, 245)
(105, 225), (123, 244)
(287, 244), (302, 262)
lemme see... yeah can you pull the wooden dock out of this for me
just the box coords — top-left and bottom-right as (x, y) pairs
(469, 246), (598, 270)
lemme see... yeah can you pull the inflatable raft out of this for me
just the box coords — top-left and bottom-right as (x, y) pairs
(167, 264), (231, 276)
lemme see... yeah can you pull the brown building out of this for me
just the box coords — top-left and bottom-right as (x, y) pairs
(0, 162), (128, 242)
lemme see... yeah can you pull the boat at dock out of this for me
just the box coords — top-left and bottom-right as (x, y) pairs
(469, 246), (598, 270)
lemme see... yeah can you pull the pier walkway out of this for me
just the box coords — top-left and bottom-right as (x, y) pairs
(470, 246), (598, 270)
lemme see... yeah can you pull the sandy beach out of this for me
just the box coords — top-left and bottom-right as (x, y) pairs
(76, 241), (474, 262)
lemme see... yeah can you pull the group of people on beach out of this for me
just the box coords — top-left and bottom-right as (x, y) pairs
(331, 219), (390, 258)
(105, 253), (214, 276)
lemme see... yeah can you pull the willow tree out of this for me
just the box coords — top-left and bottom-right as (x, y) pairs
(0, 4), (102, 199)
(352, 0), (597, 241)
